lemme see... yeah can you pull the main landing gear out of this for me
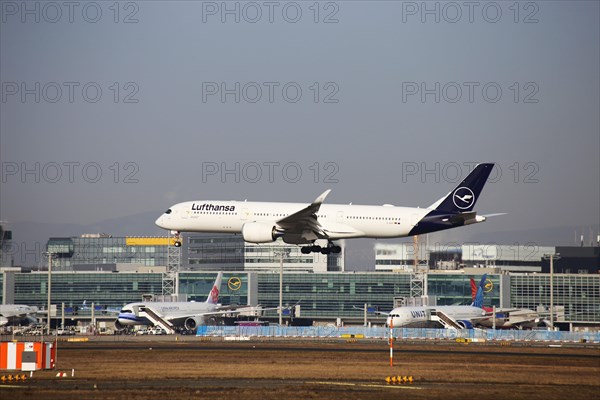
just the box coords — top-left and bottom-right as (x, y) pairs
(301, 242), (341, 255)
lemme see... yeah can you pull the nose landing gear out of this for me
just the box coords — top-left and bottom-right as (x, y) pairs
(172, 231), (182, 247)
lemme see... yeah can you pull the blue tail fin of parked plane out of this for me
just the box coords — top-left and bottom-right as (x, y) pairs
(472, 274), (487, 308)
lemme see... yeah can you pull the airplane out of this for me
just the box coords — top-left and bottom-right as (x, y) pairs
(155, 163), (497, 254)
(81, 301), (120, 315)
(468, 278), (541, 329)
(0, 304), (39, 327)
(115, 272), (270, 332)
(384, 275), (490, 329)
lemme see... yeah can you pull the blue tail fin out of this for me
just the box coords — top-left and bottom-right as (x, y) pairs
(472, 273), (487, 308)
(429, 163), (495, 213)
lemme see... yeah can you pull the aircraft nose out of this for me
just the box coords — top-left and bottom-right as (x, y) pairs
(155, 215), (170, 229)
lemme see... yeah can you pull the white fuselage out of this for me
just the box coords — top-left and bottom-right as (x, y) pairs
(0, 305), (39, 326)
(155, 200), (430, 240)
(117, 301), (217, 327)
(386, 306), (486, 328)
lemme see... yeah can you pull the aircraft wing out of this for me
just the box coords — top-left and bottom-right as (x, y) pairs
(81, 301), (120, 315)
(166, 304), (285, 325)
(275, 190), (332, 240)
(473, 309), (541, 328)
(274, 190), (361, 241)
(353, 305), (389, 316)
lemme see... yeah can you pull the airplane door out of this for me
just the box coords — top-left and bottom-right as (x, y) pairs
(336, 211), (344, 223)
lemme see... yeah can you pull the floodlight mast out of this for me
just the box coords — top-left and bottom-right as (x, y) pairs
(543, 253), (561, 329)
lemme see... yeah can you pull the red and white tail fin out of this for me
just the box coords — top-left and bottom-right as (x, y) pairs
(205, 272), (223, 305)
(470, 278), (478, 301)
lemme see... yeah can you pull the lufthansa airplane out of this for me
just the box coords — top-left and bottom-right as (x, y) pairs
(155, 163), (496, 254)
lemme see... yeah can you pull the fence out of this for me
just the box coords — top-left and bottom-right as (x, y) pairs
(196, 325), (600, 343)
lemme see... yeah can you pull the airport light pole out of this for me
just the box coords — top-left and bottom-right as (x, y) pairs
(274, 246), (290, 326)
(44, 252), (53, 335)
(543, 253), (561, 329)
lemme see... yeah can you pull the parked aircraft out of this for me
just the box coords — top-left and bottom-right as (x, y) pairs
(155, 163), (498, 254)
(0, 304), (39, 326)
(469, 278), (541, 329)
(384, 275), (490, 329)
(115, 272), (269, 333)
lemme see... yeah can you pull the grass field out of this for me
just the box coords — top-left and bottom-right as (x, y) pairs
(2, 338), (599, 399)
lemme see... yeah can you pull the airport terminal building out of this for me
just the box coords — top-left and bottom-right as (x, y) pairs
(1, 269), (599, 329)
(375, 243), (600, 274)
(43, 234), (343, 273)
(0, 232), (598, 330)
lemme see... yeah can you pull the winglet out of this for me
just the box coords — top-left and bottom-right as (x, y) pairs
(313, 189), (331, 206)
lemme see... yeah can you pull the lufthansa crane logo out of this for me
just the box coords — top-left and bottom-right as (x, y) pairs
(228, 277), (242, 291)
(452, 187), (475, 210)
(484, 279), (493, 293)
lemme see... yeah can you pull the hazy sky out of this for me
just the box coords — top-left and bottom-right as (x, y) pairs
(1, 1), (599, 258)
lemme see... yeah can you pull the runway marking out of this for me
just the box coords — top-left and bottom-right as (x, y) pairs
(310, 381), (422, 390)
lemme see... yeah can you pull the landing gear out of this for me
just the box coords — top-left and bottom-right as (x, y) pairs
(172, 231), (182, 247)
(300, 242), (341, 254)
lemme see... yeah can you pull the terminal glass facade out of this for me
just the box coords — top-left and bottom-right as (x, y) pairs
(185, 235), (341, 273)
(427, 274), (501, 307)
(179, 272), (250, 306)
(186, 236), (244, 271)
(13, 272), (162, 310)
(256, 273), (411, 320)
(47, 237), (170, 271)
(510, 274), (600, 322)
(4, 271), (600, 326)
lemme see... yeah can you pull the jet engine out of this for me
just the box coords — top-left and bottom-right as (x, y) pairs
(114, 319), (126, 331)
(456, 320), (474, 329)
(242, 222), (280, 243)
(184, 316), (205, 331)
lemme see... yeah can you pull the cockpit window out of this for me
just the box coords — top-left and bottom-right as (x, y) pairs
(165, 209), (172, 214)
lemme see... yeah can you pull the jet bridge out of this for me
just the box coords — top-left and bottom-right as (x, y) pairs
(138, 306), (175, 334)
